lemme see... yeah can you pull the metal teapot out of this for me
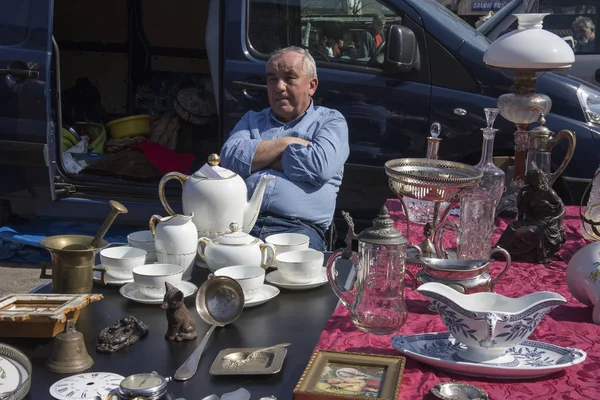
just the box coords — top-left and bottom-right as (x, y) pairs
(326, 206), (422, 334)
(413, 247), (511, 294)
(158, 154), (274, 238)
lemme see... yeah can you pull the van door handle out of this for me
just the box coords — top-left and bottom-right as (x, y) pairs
(0, 68), (39, 80)
(232, 80), (267, 100)
(595, 68), (600, 83)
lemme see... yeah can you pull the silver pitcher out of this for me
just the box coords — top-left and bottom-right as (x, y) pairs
(412, 247), (511, 294)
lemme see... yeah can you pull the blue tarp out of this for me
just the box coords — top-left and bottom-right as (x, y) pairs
(0, 219), (136, 264)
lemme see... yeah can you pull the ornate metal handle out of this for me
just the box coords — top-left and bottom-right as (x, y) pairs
(158, 172), (190, 216)
(548, 129), (576, 186)
(406, 244), (422, 289)
(489, 246), (511, 292)
(435, 221), (458, 260)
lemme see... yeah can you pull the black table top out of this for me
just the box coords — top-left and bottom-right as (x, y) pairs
(4, 258), (352, 400)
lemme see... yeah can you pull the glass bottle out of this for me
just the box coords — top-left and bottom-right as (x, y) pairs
(582, 166), (600, 241)
(405, 123), (443, 225)
(457, 108), (505, 260)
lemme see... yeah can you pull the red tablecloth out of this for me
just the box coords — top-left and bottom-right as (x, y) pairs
(315, 201), (600, 399)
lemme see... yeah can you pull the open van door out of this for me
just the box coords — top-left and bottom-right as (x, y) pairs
(0, 0), (57, 205)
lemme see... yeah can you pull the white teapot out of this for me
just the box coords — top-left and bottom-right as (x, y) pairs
(158, 154), (274, 238)
(198, 222), (277, 271)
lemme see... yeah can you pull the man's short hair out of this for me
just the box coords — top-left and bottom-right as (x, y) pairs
(573, 16), (595, 30)
(267, 46), (318, 79)
(373, 14), (386, 26)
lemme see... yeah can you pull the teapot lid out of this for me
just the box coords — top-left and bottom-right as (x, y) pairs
(357, 205), (407, 245)
(213, 222), (259, 245)
(192, 154), (238, 179)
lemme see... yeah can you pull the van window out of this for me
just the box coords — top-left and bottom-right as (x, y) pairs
(503, 2), (600, 54)
(0, 0), (30, 46)
(539, 2), (598, 54)
(247, 0), (402, 68)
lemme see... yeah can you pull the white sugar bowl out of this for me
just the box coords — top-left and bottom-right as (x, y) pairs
(198, 222), (277, 271)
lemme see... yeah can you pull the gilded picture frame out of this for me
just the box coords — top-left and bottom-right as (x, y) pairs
(293, 350), (406, 400)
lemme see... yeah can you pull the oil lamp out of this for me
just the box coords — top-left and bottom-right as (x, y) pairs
(483, 13), (576, 213)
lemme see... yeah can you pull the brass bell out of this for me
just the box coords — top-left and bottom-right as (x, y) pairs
(46, 319), (94, 373)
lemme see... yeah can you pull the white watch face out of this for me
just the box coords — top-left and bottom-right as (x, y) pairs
(49, 372), (124, 400)
(121, 373), (164, 391)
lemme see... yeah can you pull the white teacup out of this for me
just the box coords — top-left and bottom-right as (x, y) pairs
(127, 230), (157, 262)
(276, 249), (324, 284)
(213, 265), (265, 301)
(132, 264), (183, 299)
(100, 246), (147, 280)
(265, 233), (310, 256)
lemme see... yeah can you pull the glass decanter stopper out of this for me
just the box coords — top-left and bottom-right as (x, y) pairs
(457, 108), (505, 259)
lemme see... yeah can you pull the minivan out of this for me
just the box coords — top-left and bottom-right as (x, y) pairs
(1, 0), (599, 234)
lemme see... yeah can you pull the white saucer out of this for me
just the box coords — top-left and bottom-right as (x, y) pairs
(265, 267), (327, 290)
(94, 268), (133, 286)
(391, 332), (586, 379)
(119, 281), (198, 304)
(244, 285), (280, 308)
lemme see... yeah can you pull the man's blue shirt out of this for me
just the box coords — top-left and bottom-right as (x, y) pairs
(220, 102), (349, 228)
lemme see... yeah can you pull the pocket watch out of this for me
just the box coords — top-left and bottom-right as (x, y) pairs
(105, 371), (171, 400)
(49, 372), (125, 400)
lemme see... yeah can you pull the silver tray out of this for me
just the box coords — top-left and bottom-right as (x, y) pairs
(209, 346), (287, 375)
(0, 343), (32, 400)
(385, 158), (482, 202)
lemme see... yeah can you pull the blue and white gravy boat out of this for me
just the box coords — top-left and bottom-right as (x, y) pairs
(417, 282), (566, 364)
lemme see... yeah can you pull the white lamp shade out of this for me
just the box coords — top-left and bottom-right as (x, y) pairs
(483, 13), (575, 70)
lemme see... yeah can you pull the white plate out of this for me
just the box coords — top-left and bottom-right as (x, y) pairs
(265, 268), (327, 290)
(244, 284), (280, 308)
(119, 281), (197, 304)
(93, 268), (134, 286)
(391, 332), (586, 379)
(0, 355), (24, 395)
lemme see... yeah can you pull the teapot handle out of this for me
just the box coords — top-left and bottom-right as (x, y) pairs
(489, 246), (511, 292)
(149, 214), (163, 235)
(197, 237), (211, 260)
(406, 244), (422, 289)
(158, 172), (190, 216)
(260, 243), (277, 269)
(326, 249), (357, 311)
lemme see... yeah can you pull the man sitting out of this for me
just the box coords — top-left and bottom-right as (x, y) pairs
(219, 46), (350, 251)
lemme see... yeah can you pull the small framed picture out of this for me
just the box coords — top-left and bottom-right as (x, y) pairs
(293, 350), (406, 400)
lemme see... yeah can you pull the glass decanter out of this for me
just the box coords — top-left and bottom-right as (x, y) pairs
(582, 166), (600, 241)
(405, 123), (443, 225)
(457, 108), (505, 260)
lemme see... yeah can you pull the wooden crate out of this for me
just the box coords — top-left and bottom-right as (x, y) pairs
(0, 293), (102, 338)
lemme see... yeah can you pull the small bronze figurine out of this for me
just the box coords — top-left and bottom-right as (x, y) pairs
(97, 315), (149, 353)
(495, 169), (566, 263)
(162, 282), (197, 342)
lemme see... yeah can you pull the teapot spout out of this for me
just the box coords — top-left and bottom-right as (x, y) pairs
(243, 174), (275, 233)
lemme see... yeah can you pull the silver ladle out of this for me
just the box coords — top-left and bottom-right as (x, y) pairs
(173, 276), (245, 381)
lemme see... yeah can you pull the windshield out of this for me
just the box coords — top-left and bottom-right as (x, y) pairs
(477, 0), (525, 35)
(407, 0), (491, 49)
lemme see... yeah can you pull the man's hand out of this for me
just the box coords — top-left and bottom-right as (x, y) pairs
(251, 137), (310, 171)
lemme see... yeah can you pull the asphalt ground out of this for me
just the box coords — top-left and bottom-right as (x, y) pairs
(0, 261), (50, 297)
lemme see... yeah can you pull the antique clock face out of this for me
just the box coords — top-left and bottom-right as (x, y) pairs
(49, 372), (124, 400)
